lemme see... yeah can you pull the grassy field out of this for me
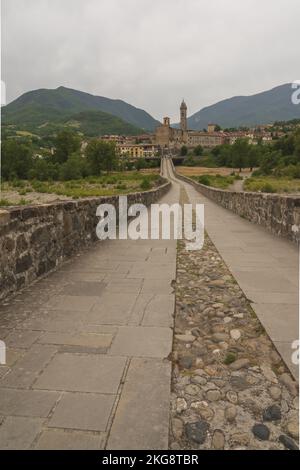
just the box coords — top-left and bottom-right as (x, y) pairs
(244, 177), (300, 194)
(177, 166), (300, 194)
(176, 166), (253, 177)
(191, 174), (241, 189)
(0, 171), (162, 206)
(175, 166), (244, 189)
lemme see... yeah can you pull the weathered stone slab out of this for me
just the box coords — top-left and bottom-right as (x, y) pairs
(141, 279), (174, 295)
(142, 294), (174, 327)
(108, 358), (171, 449)
(253, 303), (298, 342)
(109, 326), (172, 358)
(38, 332), (113, 349)
(0, 367), (9, 379)
(4, 348), (23, 367)
(34, 429), (105, 450)
(0, 389), (60, 417)
(127, 293), (153, 325)
(44, 295), (99, 312)
(127, 265), (175, 280)
(5, 330), (41, 349)
(128, 293), (174, 327)
(33, 353), (126, 393)
(48, 392), (115, 431)
(0, 416), (44, 449)
(231, 268), (296, 293)
(104, 278), (143, 293)
(1, 345), (57, 389)
(63, 281), (106, 297)
(88, 293), (138, 325)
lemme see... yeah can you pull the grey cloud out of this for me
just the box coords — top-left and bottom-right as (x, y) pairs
(2, 0), (300, 121)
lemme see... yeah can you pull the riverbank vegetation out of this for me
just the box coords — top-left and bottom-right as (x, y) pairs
(181, 129), (300, 193)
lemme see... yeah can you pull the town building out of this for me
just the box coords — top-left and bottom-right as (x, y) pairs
(207, 123), (217, 133)
(117, 143), (157, 159)
(155, 101), (226, 150)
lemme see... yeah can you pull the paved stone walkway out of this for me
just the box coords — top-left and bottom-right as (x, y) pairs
(0, 172), (179, 450)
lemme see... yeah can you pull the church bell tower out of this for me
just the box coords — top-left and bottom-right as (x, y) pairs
(180, 99), (187, 132)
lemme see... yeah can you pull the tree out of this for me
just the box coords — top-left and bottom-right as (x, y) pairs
(231, 139), (250, 171)
(86, 139), (118, 174)
(294, 130), (300, 158)
(212, 144), (231, 166)
(28, 159), (59, 181)
(136, 158), (147, 171)
(274, 134), (294, 156)
(211, 145), (222, 157)
(1, 140), (33, 179)
(248, 147), (259, 172)
(193, 145), (203, 156)
(259, 150), (281, 175)
(54, 130), (81, 164)
(59, 153), (87, 180)
(180, 145), (188, 156)
(183, 155), (197, 166)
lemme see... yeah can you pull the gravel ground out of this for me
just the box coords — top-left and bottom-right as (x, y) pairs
(170, 198), (299, 450)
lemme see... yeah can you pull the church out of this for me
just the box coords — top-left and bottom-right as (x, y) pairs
(155, 100), (225, 150)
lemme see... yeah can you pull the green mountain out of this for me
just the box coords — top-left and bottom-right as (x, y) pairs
(2, 86), (160, 134)
(62, 110), (144, 136)
(182, 84), (300, 130)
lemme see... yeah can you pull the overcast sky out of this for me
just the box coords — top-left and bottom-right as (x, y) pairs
(1, 0), (300, 121)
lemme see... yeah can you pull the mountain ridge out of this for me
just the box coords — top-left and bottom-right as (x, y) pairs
(184, 83), (300, 130)
(3, 83), (300, 136)
(2, 86), (161, 132)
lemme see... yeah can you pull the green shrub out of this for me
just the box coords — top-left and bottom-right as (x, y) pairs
(251, 169), (263, 177)
(18, 189), (27, 196)
(106, 176), (118, 184)
(140, 178), (151, 190)
(0, 199), (12, 206)
(59, 158), (83, 181)
(260, 183), (276, 193)
(224, 352), (237, 365)
(116, 183), (127, 190)
(30, 181), (49, 193)
(11, 179), (26, 188)
(293, 165), (300, 178)
(198, 175), (211, 186)
(183, 155), (197, 166)
(86, 177), (98, 184)
(18, 198), (29, 205)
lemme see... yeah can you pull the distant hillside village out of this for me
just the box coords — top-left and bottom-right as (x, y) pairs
(3, 95), (300, 162)
(3, 84), (300, 161)
(87, 101), (300, 159)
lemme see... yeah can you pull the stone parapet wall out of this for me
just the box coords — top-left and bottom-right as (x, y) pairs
(0, 180), (171, 300)
(174, 169), (300, 244)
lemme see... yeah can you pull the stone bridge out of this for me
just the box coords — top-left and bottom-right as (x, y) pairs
(0, 158), (298, 450)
